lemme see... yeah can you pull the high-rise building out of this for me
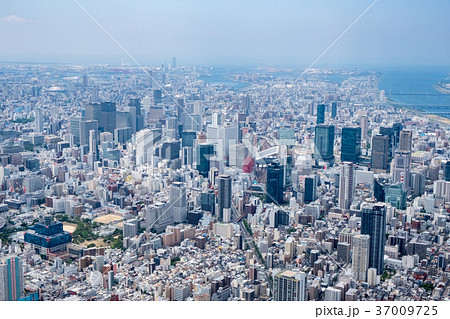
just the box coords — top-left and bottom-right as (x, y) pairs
(170, 182), (187, 223)
(361, 203), (386, 274)
(352, 234), (370, 281)
(314, 124), (335, 162)
(339, 162), (355, 210)
(171, 56), (176, 69)
(196, 144), (214, 178)
(371, 134), (389, 170)
(85, 102), (116, 134)
(218, 175), (232, 222)
(128, 99), (144, 134)
(0, 256), (23, 301)
(154, 89), (162, 104)
(391, 150), (411, 191)
(444, 161), (450, 182)
(317, 104), (325, 124)
(331, 102), (337, 118)
(242, 94), (251, 115)
(304, 175), (317, 203)
(341, 127), (361, 163)
(360, 116), (368, 141)
(266, 162), (284, 205)
(136, 128), (162, 165)
(273, 270), (307, 301)
(398, 129), (412, 152)
(34, 108), (44, 133)
(89, 130), (98, 161)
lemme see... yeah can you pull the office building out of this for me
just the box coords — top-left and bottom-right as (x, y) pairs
(266, 162), (284, 205)
(317, 104), (325, 124)
(398, 129), (412, 152)
(314, 124), (335, 163)
(392, 150), (411, 191)
(371, 134), (389, 170)
(196, 144), (215, 178)
(331, 102), (337, 118)
(341, 127), (361, 163)
(361, 203), (386, 274)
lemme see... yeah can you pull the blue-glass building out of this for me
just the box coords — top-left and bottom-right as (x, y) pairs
(341, 127), (361, 163)
(266, 162), (284, 205)
(24, 216), (72, 257)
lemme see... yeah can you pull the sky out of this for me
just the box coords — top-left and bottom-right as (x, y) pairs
(0, 0), (449, 67)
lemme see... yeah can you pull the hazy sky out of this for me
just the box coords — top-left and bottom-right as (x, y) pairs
(0, 0), (449, 67)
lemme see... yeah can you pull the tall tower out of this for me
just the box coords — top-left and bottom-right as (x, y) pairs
(398, 129), (412, 152)
(0, 256), (24, 301)
(89, 129), (98, 161)
(341, 127), (361, 163)
(266, 162), (284, 205)
(392, 150), (411, 191)
(360, 116), (368, 141)
(314, 124), (335, 163)
(339, 162), (355, 210)
(34, 108), (44, 133)
(170, 182), (187, 223)
(218, 175), (232, 222)
(371, 134), (389, 170)
(317, 104), (325, 124)
(361, 203), (387, 274)
(352, 234), (370, 281)
(331, 102), (337, 118)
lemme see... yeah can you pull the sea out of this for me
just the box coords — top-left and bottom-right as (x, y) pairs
(200, 65), (450, 118)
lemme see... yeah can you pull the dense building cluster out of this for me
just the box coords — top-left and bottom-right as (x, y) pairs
(0, 62), (449, 301)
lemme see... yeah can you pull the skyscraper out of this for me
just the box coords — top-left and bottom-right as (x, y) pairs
(341, 127), (361, 163)
(360, 116), (368, 141)
(317, 104), (325, 124)
(352, 234), (370, 281)
(170, 182), (187, 223)
(89, 129), (98, 161)
(218, 175), (232, 222)
(314, 124), (335, 162)
(273, 270), (307, 301)
(331, 102), (337, 118)
(154, 89), (162, 104)
(399, 129), (412, 152)
(128, 99), (144, 134)
(34, 108), (44, 133)
(371, 134), (389, 170)
(196, 144), (214, 178)
(0, 255), (23, 301)
(266, 162), (284, 205)
(339, 162), (355, 210)
(171, 56), (176, 69)
(361, 203), (387, 274)
(392, 150), (411, 191)
(304, 175), (317, 203)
